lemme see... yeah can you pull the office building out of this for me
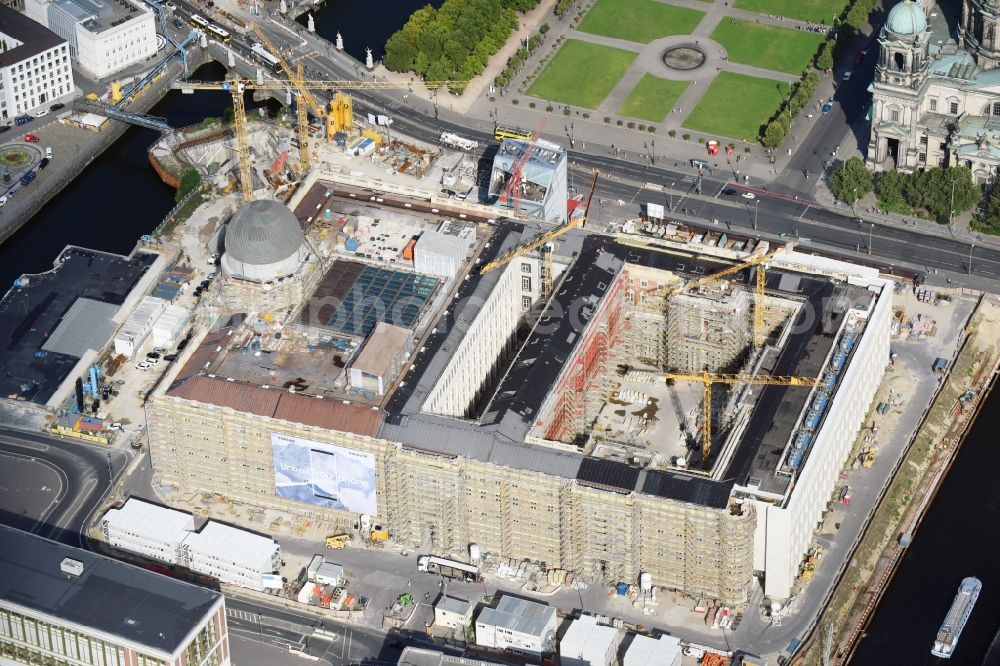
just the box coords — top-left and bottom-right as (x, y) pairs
(0, 5), (71, 118)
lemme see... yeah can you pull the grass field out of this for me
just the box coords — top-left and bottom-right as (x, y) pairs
(578, 0), (705, 43)
(617, 75), (690, 122)
(711, 19), (825, 74)
(733, 0), (847, 24)
(682, 71), (789, 141)
(528, 40), (637, 108)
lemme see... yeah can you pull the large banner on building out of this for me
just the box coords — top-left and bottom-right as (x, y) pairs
(270, 433), (377, 515)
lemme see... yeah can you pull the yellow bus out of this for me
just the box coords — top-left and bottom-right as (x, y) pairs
(494, 125), (533, 141)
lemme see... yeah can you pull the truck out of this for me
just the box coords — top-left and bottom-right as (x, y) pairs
(20, 170), (36, 186)
(440, 132), (479, 151)
(417, 555), (481, 582)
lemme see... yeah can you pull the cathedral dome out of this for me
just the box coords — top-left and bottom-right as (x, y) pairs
(885, 0), (927, 36)
(222, 199), (306, 282)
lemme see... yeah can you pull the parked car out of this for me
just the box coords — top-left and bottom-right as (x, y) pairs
(14, 115), (31, 125)
(0, 196), (6, 207)
(34, 110), (48, 118)
(23, 133), (39, 143)
(154, 347), (167, 354)
(722, 188), (738, 196)
(822, 101), (833, 115)
(45, 146), (52, 159)
(0, 126), (10, 134)
(164, 353), (179, 361)
(842, 70), (853, 82)
(146, 352), (161, 359)
(145, 356), (160, 365)
(136, 361), (152, 370)
(38, 157), (49, 169)
(741, 192), (756, 200)
(108, 422), (125, 432)
(50, 102), (65, 111)
(20, 170), (36, 186)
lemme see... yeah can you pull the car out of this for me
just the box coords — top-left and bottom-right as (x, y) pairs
(822, 101), (833, 115)
(0, 126), (10, 134)
(38, 158), (49, 169)
(0, 196), (6, 207)
(50, 103), (65, 111)
(136, 361), (152, 370)
(842, 70), (852, 82)
(7, 187), (17, 197)
(34, 110), (48, 118)
(177, 338), (190, 351)
(154, 347), (167, 354)
(164, 353), (178, 361)
(108, 422), (125, 432)
(23, 133), (39, 143)
(741, 192), (756, 200)
(45, 146), (52, 159)
(146, 352), (161, 359)
(207, 272), (217, 280)
(14, 114), (30, 125)
(722, 188), (738, 196)
(146, 356), (160, 365)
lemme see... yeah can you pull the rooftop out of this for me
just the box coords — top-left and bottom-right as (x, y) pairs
(477, 595), (556, 638)
(54, 0), (149, 36)
(351, 322), (413, 378)
(183, 522), (278, 572)
(0, 4), (65, 68)
(436, 596), (474, 615)
(102, 498), (195, 543)
(0, 524), (223, 658)
(399, 647), (504, 666)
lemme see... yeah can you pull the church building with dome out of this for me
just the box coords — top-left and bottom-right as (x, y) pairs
(220, 199), (321, 314)
(867, 0), (1000, 184)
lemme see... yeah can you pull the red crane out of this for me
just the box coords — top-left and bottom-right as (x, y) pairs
(497, 118), (547, 214)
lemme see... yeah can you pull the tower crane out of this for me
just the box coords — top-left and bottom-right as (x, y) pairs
(663, 371), (822, 463)
(175, 76), (466, 203)
(496, 118), (546, 215)
(666, 242), (795, 348)
(480, 169), (599, 276)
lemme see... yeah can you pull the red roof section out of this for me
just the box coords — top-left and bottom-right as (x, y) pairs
(167, 375), (383, 437)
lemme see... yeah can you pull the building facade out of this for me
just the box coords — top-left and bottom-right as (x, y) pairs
(867, 0), (1000, 182)
(26, 0), (155, 79)
(474, 596), (557, 657)
(0, 6), (72, 118)
(0, 524), (229, 666)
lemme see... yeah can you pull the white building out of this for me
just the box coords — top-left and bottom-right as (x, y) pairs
(0, 5), (73, 118)
(413, 229), (470, 278)
(182, 521), (281, 592)
(475, 595), (557, 657)
(101, 497), (194, 565)
(114, 295), (167, 358)
(622, 634), (681, 666)
(25, 0), (156, 79)
(488, 139), (568, 224)
(349, 322), (413, 396)
(152, 303), (191, 347)
(559, 615), (620, 666)
(398, 647), (503, 666)
(867, 0), (1000, 181)
(434, 596), (475, 629)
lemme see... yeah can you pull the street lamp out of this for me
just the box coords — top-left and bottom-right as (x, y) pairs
(753, 199), (758, 230)
(868, 222), (875, 256)
(969, 242), (975, 275)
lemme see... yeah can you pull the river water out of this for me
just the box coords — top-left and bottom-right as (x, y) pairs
(852, 380), (1000, 664)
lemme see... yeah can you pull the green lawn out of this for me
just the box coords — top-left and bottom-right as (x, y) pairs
(682, 71), (789, 141)
(734, 0), (847, 24)
(617, 75), (690, 122)
(711, 19), (825, 74)
(578, 0), (705, 43)
(528, 40), (637, 108)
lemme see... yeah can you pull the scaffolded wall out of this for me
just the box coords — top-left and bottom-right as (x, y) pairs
(666, 286), (752, 373)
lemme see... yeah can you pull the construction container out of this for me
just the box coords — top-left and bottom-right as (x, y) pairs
(345, 237), (360, 252)
(616, 582), (629, 596)
(402, 238), (416, 261)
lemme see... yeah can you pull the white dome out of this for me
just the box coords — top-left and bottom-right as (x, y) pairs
(886, 0), (926, 36)
(222, 199), (306, 282)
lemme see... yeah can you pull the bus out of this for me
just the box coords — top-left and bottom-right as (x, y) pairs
(417, 555), (481, 582)
(206, 23), (231, 42)
(494, 125), (533, 141)
(250, 43), (281, 72)
(189, 13), (209, 29)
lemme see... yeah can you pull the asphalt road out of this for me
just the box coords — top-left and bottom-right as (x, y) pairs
(0, 427), (130, 547)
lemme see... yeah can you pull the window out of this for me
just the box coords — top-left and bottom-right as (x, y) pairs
(919, 152), (927, 162)
(929, 98), (938, 111)
(521, 276), (531, 291)
(520, 263), (531, 274)
(950, 101), (959, 114)
(894, 52), (905, 70)
(890, 108), (900, 122)
(919, 135), (928, 145)
(993, 102), (1000, 116)
(521, 296), (532, 311)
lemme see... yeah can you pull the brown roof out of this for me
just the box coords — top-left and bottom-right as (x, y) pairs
(351, 322), (413, 378)
(166, 375), (383, 437)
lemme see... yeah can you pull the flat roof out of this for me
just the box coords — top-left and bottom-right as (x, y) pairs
(0, 247), (155, 403)
(0, 524), (222, 657)
(183, 522), (277, 573)
(102, 498), (194, 544)
(436, 596), (474, 615)
(0, 5), (65, 68)
(41, 297), (120, 358)
(399, 647), (504, 666)
(352, 322), (412, 378)
(623, 634), (682, 666)
(477, 595), (555, 638)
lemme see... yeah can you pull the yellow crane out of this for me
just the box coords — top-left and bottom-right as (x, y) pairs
(177, 76), (465, 202)
(664, 370), (822, 463)
(665, 243), (794, 348)
(480, 169), (600, 276)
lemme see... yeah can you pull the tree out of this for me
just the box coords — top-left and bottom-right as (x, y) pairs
(816, 41), (834, 71)
(923, 166), (981, 222)
(876, 170), (906, 208)
(176, 169), (201, 203)
(830, 157), (872, 204)
(761, 121), (786, 148)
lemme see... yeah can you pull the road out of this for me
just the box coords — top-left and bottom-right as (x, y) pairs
(0, 427), (131, 547)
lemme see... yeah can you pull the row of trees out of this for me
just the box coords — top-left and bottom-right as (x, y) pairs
(831, 157), (981, 224)
(496, 30), (545, 89)
(384, 0), (539, 87)
(759, 0), (877, 146)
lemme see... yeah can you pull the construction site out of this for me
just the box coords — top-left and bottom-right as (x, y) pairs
(110, 31), (898, 614)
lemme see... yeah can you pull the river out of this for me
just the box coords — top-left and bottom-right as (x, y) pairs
(852, 379), (1000, 664)
(304, 0), (444, 62)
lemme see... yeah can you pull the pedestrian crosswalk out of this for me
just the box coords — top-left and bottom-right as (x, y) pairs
(227, 608), (257, 622)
